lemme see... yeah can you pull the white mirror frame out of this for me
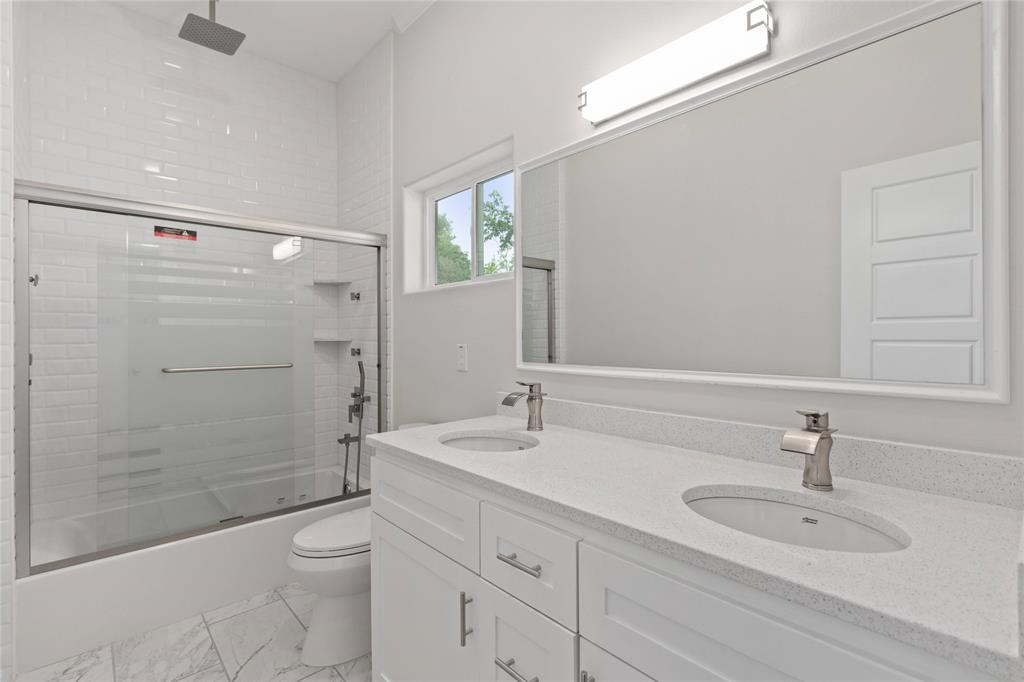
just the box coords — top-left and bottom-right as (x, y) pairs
(515, 0), (1009, 403)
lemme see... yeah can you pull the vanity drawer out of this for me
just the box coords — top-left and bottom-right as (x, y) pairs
(579, 544), (921, 681)
(371, 458), (480, 571)
(580, 639), (654, 682)
(480, 502), (579, 629)
(480, 578), (577, 682)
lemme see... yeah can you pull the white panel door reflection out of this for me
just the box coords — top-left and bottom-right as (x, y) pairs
(840, 142), (982, 384)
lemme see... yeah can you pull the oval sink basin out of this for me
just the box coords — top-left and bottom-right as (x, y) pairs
(683, 485), (910, 553)
(439, 430), (539, 452)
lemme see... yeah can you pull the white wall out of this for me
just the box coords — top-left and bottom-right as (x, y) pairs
(0, 0), (14, 676)
(392, 0), (1024, 457)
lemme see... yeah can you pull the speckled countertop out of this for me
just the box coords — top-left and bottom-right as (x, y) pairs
(367, 415), (1022, 679)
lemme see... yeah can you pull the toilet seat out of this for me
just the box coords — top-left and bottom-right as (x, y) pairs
(291, 507), (371, 559)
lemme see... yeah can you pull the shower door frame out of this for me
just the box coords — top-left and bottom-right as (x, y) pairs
(13, 180), (388, 577)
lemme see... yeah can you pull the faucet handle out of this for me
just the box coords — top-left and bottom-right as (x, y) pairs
(515, 380), (545, 396)
(796, 410), (829, 431)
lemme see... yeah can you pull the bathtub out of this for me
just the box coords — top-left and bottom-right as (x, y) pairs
(16, 485), (369, 673)
(30, 467), (357, 566)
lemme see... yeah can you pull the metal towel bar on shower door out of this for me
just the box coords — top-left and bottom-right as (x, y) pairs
(161, 363), (293, 373)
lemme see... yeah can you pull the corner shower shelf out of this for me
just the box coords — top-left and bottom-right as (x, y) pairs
(312, 279), (352, 286)
(314, 336), (352, 343)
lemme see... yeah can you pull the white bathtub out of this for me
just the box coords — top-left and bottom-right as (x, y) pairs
(16, 488), (369, 673)
(31, 467), (357, 566)
(206, 465), (363, 518)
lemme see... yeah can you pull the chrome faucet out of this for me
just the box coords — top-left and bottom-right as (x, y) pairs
(780, 410), (836, 491)
(501, 381), (546, 432)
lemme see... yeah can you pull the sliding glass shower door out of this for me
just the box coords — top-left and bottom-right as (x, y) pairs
(22, 203), (381, 571)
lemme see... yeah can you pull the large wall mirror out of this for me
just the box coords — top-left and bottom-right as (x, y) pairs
(517, 2), (1008, 402)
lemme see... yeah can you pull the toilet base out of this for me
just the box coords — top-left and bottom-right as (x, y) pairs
(300, 591), (371, 667)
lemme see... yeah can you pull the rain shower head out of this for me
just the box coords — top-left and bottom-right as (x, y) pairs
(179, 0), (245, 56)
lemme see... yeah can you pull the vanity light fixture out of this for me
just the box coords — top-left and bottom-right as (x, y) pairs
(578, 0), (775, 124)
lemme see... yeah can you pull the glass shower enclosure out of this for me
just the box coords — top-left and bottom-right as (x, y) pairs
(14, 184), (384, 575)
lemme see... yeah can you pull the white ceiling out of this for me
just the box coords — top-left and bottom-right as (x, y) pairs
(120, 0), (433, 81)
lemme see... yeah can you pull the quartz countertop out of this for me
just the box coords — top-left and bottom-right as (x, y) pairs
(367, 416), (1022, 679)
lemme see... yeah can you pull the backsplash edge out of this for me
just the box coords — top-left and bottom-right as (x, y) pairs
(495, 393), (1024, 510)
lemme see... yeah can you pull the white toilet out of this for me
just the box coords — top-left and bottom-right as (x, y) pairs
(288, 506), (372, 667)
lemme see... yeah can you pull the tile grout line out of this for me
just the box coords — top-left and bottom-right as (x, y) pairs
(274, 587), (308, 631)
(273, 588), (347, 681)
(24, 590), (324, 682)
(201, 613), (231, 682)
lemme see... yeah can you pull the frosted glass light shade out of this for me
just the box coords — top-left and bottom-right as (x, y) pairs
(579, 1), (774, 124)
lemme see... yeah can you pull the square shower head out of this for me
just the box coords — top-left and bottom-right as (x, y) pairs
(178, 13), (246, 56)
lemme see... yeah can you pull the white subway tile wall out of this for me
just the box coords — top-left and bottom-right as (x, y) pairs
(9, 0), (349, 569)
(336, 35), (392, 435)
(15, 1), (338, 226)
(521, 162), (563, 364)
(312, 240), (380, 491)
(0, 0), (14, 676)
(0, 3), (397, 674)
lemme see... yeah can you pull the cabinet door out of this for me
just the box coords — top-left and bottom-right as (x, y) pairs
(579, 639), (654, 682)
(372, 457), (481, 570)
(477, 579), (577, 682)
(372, 513), (483, 682)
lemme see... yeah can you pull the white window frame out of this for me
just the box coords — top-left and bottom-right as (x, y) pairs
(425, 159), (515, 289)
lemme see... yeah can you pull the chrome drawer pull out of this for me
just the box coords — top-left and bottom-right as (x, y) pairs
(459, 591), (473, 646)
(496, 551), (542, 578)
(496, 657), (539, 682)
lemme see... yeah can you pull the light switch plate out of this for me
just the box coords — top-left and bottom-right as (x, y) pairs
(456, 343), (469, 372)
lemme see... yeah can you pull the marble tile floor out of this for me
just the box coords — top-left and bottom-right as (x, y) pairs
(17, 583), (371, 682)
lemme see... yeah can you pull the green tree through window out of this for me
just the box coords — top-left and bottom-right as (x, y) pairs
(435, 212), (470, 284)
(433, 170), (513, 285)
(480, 188), (514, 275)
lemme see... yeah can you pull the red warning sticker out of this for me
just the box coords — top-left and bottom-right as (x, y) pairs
(154, 226), (198, 241)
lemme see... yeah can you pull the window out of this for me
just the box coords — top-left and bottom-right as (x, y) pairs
(431, 170), (514, 286)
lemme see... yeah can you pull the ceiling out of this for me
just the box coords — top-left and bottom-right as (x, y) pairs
(119, 0), (433, 81)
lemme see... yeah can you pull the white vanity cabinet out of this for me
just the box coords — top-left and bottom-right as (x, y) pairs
(579, 639), (655, 682)
(371, 514), (483, 681)
(371, 456), (997, 682)
(479, 577), (578, 682)
(372, 512), (577, 682)
(481, 502), (579, 630)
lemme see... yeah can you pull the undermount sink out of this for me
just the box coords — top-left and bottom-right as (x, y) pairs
(439, 430), (539, 452)
(683, 485), (910, 553)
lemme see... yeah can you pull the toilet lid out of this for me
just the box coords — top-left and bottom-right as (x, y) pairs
(292, 507), (371, 557)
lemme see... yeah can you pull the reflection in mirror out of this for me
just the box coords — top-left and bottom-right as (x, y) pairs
(520, 6), (985, 386)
